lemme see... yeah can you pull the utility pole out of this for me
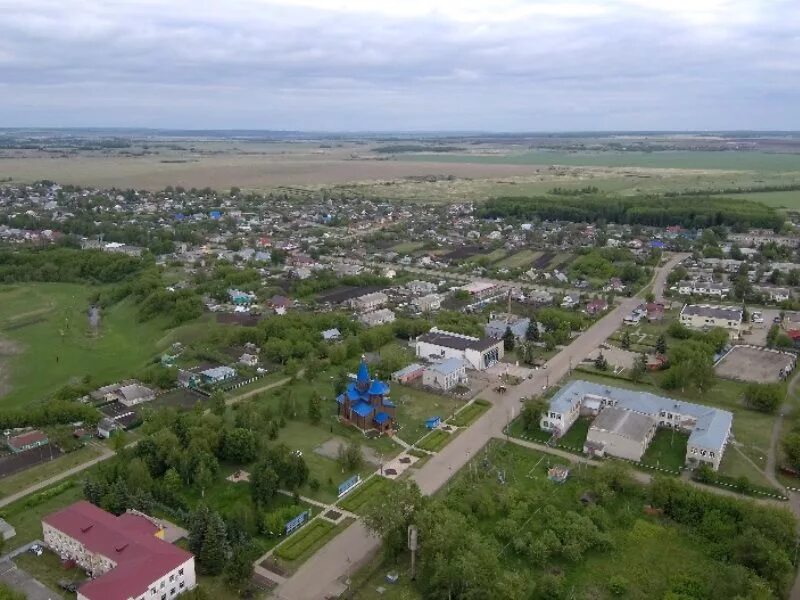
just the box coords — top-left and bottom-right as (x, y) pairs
(408, 525), (418, 580)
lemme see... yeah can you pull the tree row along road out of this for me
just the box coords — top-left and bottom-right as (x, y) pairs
(274, 253), (688, 600)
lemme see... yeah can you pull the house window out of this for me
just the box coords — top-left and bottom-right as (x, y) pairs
(161, 582), (165, 589)
(543, 421), (550, 428)
(701, 450), (707, 456)
(178, 568), (184, 576)
(169, 575), (175, 582)
(161, 595), (166, 600)
(171, 589), (176, 596)
(179, 582), (185, 590)
(710, 452), (715, 458)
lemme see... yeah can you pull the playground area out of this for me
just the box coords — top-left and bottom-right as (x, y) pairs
(715, 345), (795, 383)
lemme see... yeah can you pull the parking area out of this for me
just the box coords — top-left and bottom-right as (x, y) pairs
(741, 308), (782, 346)
(715, 345), (795, 383)
(0, 561), (59, 600)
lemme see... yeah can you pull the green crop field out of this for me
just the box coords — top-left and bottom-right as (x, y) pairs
(0, 283), (175, 407)
(399, 150), (800, 171)
(736, 190), (800, 209)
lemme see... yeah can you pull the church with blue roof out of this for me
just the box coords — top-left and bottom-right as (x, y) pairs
(336, 358), (395, 435)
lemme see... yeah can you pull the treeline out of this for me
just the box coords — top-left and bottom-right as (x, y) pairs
(478, 195), (782, 230)
(0, 399), (99, 430)
(373, 145), (465, 154)
(665, 183), (800, 197)
(650, 477), (796, 597)
(0, 247), (147, 284)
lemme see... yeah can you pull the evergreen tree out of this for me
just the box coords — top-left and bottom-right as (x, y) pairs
(594, 352), (608, 371)
(621, 331), (632, 350)
(224, 546), (254, 592)
(655, 334), (667, 355)
(198, 511), (230, 575)
(502, 326), (515, 352)
(631, 353), (648, 382)
(525, 318), (539, 342)
(308, 392), (322, 424)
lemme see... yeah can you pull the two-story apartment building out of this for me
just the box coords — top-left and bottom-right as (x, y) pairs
(43, 501), (196, 600)
(679, 304), (743, 338)
(350, 292), (388, 312)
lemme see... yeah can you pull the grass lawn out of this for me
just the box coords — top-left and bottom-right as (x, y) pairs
(559, 417), (591, 450)
(0, 283), (176, 407)
(272, 516), (355, 573)
(15, 548), (84, 595)
(641, 429), (688, 472)
(0, 479), (85, 546)
(718, 447), (777, 490)
(338, 475), (394, 514)
(448, 399), (490, 427)
(496, 249), (541, 269)
(392, 385), (463, 445)
(415, 429), (453, 452)
(0, 444), (104, 499)
(197, 574), (269, 599)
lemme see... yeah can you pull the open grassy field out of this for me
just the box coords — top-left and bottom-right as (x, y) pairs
(448, 399), (490, 427)
(0, 479), (85, 546)
(0, 283), (174, 407)
(737, 190), (800, 209)
(392, 384), (463, 445)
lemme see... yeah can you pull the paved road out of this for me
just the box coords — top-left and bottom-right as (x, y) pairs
(274, 254), (687, 599)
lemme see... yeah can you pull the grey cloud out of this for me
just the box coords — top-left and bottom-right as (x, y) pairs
(0, 0), (798, 129)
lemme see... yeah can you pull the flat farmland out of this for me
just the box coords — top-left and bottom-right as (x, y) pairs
(497, 249), (541, 269)
(736, 190), (800, 209)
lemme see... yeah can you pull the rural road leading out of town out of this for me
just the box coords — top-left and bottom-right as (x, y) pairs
(274, 254), (688, 599)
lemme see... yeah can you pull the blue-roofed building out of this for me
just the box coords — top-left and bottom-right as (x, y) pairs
(209, 210), (222, 220)
(336, 358), (395, 434)
(542, 380), (732, 470)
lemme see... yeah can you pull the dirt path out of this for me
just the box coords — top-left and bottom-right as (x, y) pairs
(225, 371), (304, 406)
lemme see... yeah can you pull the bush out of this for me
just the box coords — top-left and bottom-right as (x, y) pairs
(743, 383), (784, 414)
(608, 575), (629, 596)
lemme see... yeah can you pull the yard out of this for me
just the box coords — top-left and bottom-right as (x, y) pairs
(0, 283), (176, 407)
(15, 548), (85, 596)
(641, 429), (689, 472)
(558, 417), (591, 450)
(0, 479), (85, 547)
(392, 384), (463, 445)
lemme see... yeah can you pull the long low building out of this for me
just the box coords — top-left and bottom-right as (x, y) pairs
(541, 380), (733, 470)
(43, 501), (195, 600)
(679, 303), (743, 337)
(415, 327), (503, 371)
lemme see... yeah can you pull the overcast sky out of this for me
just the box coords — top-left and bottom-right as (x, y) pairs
(1, 0), (798, 131)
